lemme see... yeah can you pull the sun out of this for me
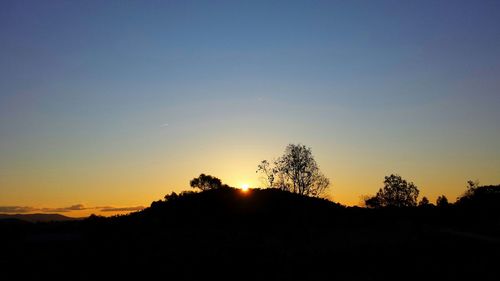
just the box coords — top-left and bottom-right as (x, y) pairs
(241, 184), (250, 192)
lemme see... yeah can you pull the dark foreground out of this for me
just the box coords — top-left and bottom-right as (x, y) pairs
(1, 188), (499, 280)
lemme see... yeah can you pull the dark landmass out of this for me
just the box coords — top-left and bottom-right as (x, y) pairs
(0, 213), (79, 223)
(1, 187), (499, 281)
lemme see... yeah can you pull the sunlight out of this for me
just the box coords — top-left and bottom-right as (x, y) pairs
(241, 184), (250, 192)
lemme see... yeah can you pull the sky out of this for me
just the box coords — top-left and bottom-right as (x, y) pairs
(1, 0), (499, 216)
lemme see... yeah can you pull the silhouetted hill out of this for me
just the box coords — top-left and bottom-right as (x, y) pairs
(0, 213), (78, 222)
(1, 187), (499, 281)
(137, 187), (343, 223)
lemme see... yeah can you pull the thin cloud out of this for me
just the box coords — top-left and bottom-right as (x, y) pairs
(0, 206), (39, 213)
(1, 204), (144, 214)
(100, 206), (144, 212)
(41, 204), (88, 213)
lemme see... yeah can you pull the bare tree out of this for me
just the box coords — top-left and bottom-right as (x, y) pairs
(257, 144), (330, 197)
(256, 160), (275, 188)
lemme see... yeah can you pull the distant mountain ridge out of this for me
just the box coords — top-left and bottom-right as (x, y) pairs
(0, 213), (79, 222)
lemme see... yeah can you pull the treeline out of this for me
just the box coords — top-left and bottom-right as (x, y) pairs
(362, 175), (497, 209)
(185, 143), (498, 210)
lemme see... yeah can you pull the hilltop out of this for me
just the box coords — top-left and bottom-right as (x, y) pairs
(1, 187), (500, 281)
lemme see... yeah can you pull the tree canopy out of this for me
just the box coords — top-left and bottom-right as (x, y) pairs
(455, 182), (500, 208)
(365, 174), (419, 208)
(190, 174), (224, 191)
(436, 195), (449, 207)
(257, 144), (330, 197)
(418, 196), (431, 207)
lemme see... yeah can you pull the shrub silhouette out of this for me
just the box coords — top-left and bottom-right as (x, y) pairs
(364, 196), (382, 208)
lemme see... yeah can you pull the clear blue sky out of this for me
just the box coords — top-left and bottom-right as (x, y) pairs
(1, 0), (499, 214)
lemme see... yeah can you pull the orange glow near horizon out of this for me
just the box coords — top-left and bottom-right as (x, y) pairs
(1, 134), (499, 217)
(240, 184), (250, 192)
(1, 0), (500, 221)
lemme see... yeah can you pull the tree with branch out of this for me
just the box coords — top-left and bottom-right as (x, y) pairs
(257, 144), (330, 197)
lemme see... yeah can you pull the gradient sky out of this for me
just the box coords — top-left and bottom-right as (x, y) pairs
(1, 0), (499, 216)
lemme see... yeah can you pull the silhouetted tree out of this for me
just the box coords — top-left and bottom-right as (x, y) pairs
(436, 195), (449, 207)
(364, 196), (382, 208)
(418, 196), (431, 207)
(461, 180), (479, 200)
(257, 144), (330, 197)
(455, 182), (500, 208)
(164, 192), (178, 201)
(256, 160), (275, 188)
(190, 174), (223, 191)
(364, 174), (419, 208)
